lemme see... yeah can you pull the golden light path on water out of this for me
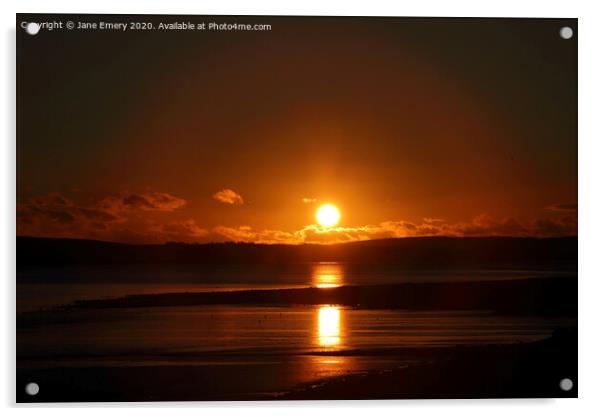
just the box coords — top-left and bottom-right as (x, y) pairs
(318, 306), (341, 347)
(312, 262), (344, 288)
(313, 263), (344, 347)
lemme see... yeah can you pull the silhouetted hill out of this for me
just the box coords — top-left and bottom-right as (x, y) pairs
(17, 236), (577, 270)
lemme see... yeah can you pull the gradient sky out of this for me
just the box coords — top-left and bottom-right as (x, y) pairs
(17, 15), (577, 244)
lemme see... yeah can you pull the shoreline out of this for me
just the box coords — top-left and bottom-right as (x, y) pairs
(58, 277), (577, 317)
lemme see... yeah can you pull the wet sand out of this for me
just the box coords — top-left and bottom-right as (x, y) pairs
(283, 328), (577, 400)
(17, 328), (577, 402)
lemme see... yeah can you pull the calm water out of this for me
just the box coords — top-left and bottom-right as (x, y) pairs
(17, 262), (575, 398)
(17, 262), (572, 312)
(17, 305), (575, 397)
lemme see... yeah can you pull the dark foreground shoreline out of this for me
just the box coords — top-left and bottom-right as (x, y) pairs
(282, 328), (577, 400)
(61, 277), (577, 317)
(17, 328), (577, 402)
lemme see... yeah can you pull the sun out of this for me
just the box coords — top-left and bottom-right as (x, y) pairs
(316, 204), (340, 227)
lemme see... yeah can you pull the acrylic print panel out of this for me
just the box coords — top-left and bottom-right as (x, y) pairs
(16, 14), (577, 402)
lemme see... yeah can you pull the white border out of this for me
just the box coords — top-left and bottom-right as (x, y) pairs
(3, 1), (602, 415)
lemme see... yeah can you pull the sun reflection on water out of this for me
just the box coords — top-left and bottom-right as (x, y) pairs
(318, 306), (341, 347)
(312, 262), (344, 288)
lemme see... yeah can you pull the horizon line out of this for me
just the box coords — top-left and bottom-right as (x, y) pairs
(16, 234), (578, 247)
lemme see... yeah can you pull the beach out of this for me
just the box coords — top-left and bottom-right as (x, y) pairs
(17, 278), (577, 401)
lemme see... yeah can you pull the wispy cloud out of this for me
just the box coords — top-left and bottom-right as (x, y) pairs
(212, 213), (577, 245)
(213, 189), (244, 205)
(301, 197), (319, 204)
(545, 202), (578, 212)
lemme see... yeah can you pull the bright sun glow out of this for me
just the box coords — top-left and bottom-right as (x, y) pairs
(316, 204), (340, 227)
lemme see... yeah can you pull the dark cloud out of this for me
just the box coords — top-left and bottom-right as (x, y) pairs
(17, 191), (191, 243)
(77, 207), (119, 222)
(152, 220), (209, 242)
(212, 225), (295, 244)
(452, 215), (530, 237)
(31, 192), (73, 207)
(101, 192), (187, 213)
(531, 216), (577, 237)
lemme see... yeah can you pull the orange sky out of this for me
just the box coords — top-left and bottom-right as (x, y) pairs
(17, 17), (577, 244)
